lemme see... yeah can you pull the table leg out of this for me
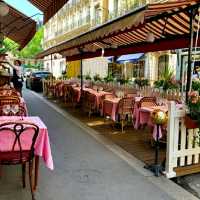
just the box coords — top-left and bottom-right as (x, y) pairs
(34, 156), (39, 191)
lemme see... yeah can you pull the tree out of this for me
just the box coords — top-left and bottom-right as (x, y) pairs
(3, 27), (44, 59)
(3, 38), (20, 56)
(19, 27), (44, 59)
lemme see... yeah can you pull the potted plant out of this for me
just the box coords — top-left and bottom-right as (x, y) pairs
(85, 72), (92, 80)
(104, 73), (114, 83)
(154, 66), (179, 91)
(135, 78), (149, 87)
(185, 91), (200, 129)
(93, 74), (102, 82)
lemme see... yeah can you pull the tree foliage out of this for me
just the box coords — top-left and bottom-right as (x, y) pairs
(19, 27), (44, 58)
(3, 27), (44, 59)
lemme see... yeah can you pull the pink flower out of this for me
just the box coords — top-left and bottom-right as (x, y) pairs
(188, 91), (199, 98)
(191, 98), (198, 104)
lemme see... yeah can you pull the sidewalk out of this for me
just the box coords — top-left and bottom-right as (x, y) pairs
(0, 89), (198, 200)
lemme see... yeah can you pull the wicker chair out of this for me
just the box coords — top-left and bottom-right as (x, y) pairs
(0, 88), (19, 97)
(117, 97), (134, 132)
(0, 121), (39, 200)
(82, 91), (95, 117)
(137, 97), (157, 130)
(0, 96), (20, 106)
(138, 97), (157, 108)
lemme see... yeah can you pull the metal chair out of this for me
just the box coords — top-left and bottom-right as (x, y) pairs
(0, 121), (39, 200)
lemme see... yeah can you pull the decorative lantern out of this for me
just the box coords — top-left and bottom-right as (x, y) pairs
(151, 109), (168, 125)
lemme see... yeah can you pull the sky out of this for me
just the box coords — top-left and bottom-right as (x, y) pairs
(4, 0), (43, 22)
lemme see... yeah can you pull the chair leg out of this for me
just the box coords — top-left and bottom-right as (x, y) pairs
(29, 160), (35, 200)
(22, 163), (26, 188)
(121, 120), (124, 133)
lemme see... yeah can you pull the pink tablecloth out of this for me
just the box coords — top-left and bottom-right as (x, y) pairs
(72, 87), (111, 110)
(102, 97), (121, 121)
(0, 116), (54, 170)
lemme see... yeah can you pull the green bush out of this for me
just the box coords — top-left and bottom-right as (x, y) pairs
(104, 73), (114, 83)
(93, 74), (102, 82)
(154, 66), (179, 91)
(135, 78), (149, 87)
(85, 72), (92, 80)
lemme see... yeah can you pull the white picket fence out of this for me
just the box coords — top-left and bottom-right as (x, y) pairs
(165, 101), (200, 178)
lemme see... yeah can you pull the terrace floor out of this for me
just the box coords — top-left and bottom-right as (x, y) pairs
(0, 89), (194, 200)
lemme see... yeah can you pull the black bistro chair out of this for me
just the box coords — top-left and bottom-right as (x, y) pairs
(0, 121), (39, 200)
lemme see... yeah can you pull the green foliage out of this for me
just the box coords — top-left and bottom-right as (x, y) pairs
(160, 66), (174, 81)
(118, 78), (129, 85)
(135, 78), (149, 87)
(154, 66), (179, 91)
(93, 74), (102, 82)
(192, 80), (200, 94)
(85, 72), (92, 80)
(104, 73), (114, 83)
(3, 27), (44, 59)
(77, 74), (81, 79)
(3, 38), (19, 56)
(19, 27), (44, 58)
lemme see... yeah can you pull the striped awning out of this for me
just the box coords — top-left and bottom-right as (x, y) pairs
(0, 1), (36, 49)
(37, 0), (200, 60)
(28, 0), (68, 23)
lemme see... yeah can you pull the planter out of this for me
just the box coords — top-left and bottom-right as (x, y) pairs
(184, 115), (199, 129)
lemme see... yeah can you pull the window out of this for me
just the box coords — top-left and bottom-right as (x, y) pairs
(158, 55), (169, 79)
(132, 61), (145, 78)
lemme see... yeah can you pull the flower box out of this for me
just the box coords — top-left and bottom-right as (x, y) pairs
(184, 115), (199, 129)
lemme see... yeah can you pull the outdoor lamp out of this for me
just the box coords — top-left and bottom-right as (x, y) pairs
(146, 32), (155, 43)
(0, 1), (9, 17)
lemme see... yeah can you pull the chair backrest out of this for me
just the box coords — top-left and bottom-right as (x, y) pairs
(0, 104), (26, 116)
(0, 89), (19, 97)
(138, 97), (157, 108)
(0, 96), (20, 106)
(118, 97), (134, 115)
(0, 121), (39, 164)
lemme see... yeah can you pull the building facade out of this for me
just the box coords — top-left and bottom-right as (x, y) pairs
(43, 0), (176, 81)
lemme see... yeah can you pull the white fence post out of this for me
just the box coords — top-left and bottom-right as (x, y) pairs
(165, 101), (177, 178)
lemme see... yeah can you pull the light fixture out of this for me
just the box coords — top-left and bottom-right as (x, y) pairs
(146, 32), (155, 43)
(101, 48), (105, 57)
(0, 2), (9, 17)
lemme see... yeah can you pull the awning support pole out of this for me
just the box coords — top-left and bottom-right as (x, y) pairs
(186, 8), (195, 102)
(80, 58), (83, 97)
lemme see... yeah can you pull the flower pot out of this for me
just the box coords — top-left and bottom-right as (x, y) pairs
(184, 115), (199, 129)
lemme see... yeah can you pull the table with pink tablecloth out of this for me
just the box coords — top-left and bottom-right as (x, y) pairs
(72, 87), (111, 109)
(102, 97), (121, 121)
(0, 116), (54, 170)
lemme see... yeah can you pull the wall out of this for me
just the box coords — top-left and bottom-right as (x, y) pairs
(82, 57), (108, 78)
(66, 60), (81, 78)
(43, 55), (66, 78)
